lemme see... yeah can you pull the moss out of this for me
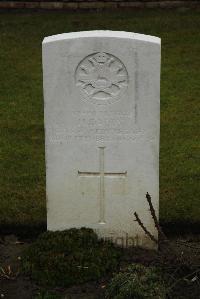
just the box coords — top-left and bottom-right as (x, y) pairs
(22, 228), (121, 287)
(105, 264), (166, 299)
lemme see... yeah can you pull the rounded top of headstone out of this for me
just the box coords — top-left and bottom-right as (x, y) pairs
(43, 30), (161, 45)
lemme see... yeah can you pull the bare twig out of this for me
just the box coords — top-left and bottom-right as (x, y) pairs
(134, 193), (200, 298)
(134, 212), (158, 244)
(134, 193), (168, 246)
(146, 192), (167, 242)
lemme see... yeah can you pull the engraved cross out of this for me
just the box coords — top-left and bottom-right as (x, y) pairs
(78, 147), (127, 224)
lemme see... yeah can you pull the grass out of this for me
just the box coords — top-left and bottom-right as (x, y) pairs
(105, 264), (166, 299)
(22, 228), (121, 287)
(0, 8), (199, 230)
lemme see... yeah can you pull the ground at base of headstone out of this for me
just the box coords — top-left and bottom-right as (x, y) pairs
(0, 233), (199, 299)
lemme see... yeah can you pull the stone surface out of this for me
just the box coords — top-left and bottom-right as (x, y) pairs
(43, 31), (161, 248)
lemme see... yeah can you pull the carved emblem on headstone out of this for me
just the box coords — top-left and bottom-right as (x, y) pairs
(75, 52), (128, 105)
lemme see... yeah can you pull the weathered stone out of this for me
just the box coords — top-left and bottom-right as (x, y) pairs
(43, 31), (161, 249)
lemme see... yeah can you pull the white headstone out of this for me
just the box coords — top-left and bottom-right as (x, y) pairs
(43, 31), (161, 249)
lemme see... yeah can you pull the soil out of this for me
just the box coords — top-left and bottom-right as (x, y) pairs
(0, 234), (199, 299)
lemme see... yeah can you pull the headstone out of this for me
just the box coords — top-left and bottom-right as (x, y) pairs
(43, 31), (161, 249)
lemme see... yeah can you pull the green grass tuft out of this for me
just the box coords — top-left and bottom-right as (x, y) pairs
(22, 228), (121, 287)
(105, 264), (166, 299)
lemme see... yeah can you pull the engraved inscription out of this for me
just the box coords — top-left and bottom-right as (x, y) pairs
(78, 147), (127, 224)
(48, 110), (143, 144)
(48, 110), (144, 144)
(75, 52), (128, 105)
